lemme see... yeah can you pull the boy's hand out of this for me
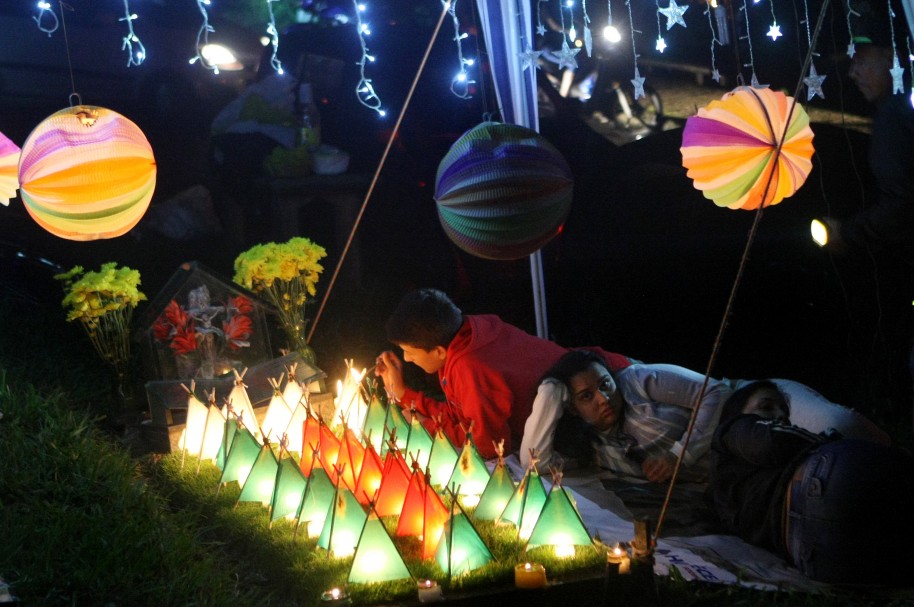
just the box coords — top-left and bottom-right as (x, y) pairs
(375, 351), (406, 401)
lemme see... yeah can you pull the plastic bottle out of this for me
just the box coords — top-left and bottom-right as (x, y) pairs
(296, 82), (321, 150)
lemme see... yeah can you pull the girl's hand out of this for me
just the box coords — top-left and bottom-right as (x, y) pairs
(642, 453), (677, 483)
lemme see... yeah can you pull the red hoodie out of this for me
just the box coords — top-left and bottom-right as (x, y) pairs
(397, 315), (631, 458)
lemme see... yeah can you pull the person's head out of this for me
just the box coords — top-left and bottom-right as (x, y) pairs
(546, 350), (622, 432)
(385, 288), (463, 373)
(848, 0), (900, 103)
(720, 380), (790, 425)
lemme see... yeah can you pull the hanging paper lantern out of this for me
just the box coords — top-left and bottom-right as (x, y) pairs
(348, 511), (413, 584)
(17, 105), (156, 240)
(525, 485), (594, 556)
(237, 444), (279, 507)
(0, 131), (21, 205)
(680, 86), (815, 210)
(434, 121), (573, 261)
(270, 456), (308, 525)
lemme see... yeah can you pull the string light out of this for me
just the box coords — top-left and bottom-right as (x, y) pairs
(655, 0), (666, 51)
(189, 0), (218, 73)
(556, 0), (581, 69)
(907, 36), (914, 107)
(739, 0), (767, 87)
(119, 0), (146, 67)
(582, 0), (594, 57)
(606, 0), (613, 29)
(265, 0), (284, 74)
(766, 0), (782, 41)
(446, 0), (475, 99)
(801, 0), (825, 100)
(625, 0), (646, 99)
(536, 0), (547, 36)
(704, 0), (722, 82)
(886, 0), (905, 94)
(33, 1), (59, 36)
(352, 0), (385, 116)
(845, 0), (860, 57)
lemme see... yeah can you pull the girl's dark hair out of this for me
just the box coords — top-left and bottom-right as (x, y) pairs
(719, 380), (790, 425)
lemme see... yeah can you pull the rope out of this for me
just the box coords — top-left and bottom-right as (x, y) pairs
(58, 1), (81, 107)
(307, 1), (454, 344)
(654, 0), (833, 541)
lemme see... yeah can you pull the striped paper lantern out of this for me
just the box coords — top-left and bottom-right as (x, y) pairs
(18, 105), (156, 240)
(0, 131), (20, 206)
(435, 122), (573, 260)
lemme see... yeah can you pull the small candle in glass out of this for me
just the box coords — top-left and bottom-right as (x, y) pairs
(606, 543), (631, 575)
(514, 562), (548, 589)
(417, 579), (444, 603)
(320, 587), (352, 606)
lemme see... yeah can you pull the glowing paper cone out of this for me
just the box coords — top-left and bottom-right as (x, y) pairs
(436, 498), (494, 576)
(237, 444), (279, 506)
(215, 417), (239, 470)
(218, 425), (261, 488)
(318, 482), (368, 558)
(261, 377), (293, 444)
(0, 131), (21, 205)
(448, 435), (491, 503)
(374, 447), (412, 517)
(525, 485), (593, 555)
(17, 105), (155, 240)
(195, 401), (227, 468)
(178, 385), (209, 463)
(222, 370), (261, 440)
(397, 467), (449, 560)
(353, 442), (384, 505)
(405, 413), (434, 471)
(335, 427), (365, 491)
(681, 86), (815, 210)
(297, 410), (321, 476)
(335, 362), (368, 432)
(474, 460), (516, 521)
(499, 468), (547, 540)
(385, 405), (410, 454)
(427, 426), (459, 488)
(270, 456), (308, 524)
(318, 421), (342, 484)
(348, 510), (412, 584)
(296, 464), (336, 539)
(362, 396), (388, 453)
(282, 365), (305, 408)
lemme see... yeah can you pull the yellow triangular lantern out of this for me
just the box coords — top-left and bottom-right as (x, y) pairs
(222, 369), (261, 440)
(427, 422), (459, 488)
(270, 453), (308, 525)
(348, 509), (412, 584)
(318, 478), (368, 558)
(447, 433), (491, 507)
(334, 360), (368, 432)
(474, 441), (516, 521)
(282, 364), (305, 409)
(237, 441), (279, 507)
(436, 492), (494, 577)
(261, 377), (293, 444)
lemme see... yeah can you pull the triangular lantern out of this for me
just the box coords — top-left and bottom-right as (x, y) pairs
(237, 440), (279, 507)
(474, 441), (516, 521)
(218, 424), (261, 489)
(397, 465), (449, 560)
(261, 377), (293, 444)
(318, 420), (342, 484)
(427, 422), (459, 488)
(353, 441), (384, 505)
(297, 406), (322, 476)
(318, 478), (368, 558)
(498, 455), (547, 541)
(282, 364), (306, 409)
(335, 360), (369, 432)
(215, 416), (239, 470)
(296, 460), (336, 539)
(335, 425), (366, 491)
(178, 383), (208, 466)
(270, 451), (308, 525)
(374, 444), (412, 517)
(362, 395), (388, 453)
(348, 508), (412, 584)
(222, 369), (261, 440)
(404, 410), (434, 471)
(384, 404), (410, 453)
(525, 471), (594, 557)
(447, 432), (491, 505)
(436, 491), (494, 576)
(194, 396), (228, 470)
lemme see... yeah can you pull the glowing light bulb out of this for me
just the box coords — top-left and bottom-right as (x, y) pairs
(810, 219), (829, 246)
(603, 25), (622, 43)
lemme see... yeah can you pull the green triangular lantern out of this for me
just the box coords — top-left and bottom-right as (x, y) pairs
(499, 466), (547, 541)
(475, 462), (516, 521)
(436, 495), (494, 576)
(296, 463), (336, 539)
(405, 412), (433, 470)
(218, 424), (260, 488)
(237, 442), (279, 506)
(270, 455), (308, 525)
(318, 479), (368, 557)
(215, 417), (239, 470)
(427, 426), (459, 488)
(447, 434), (491, 501)
(526, 482), (594, 555)
(362, 396), (388, 454)
(385, 404), (410, 454)
(348, 510), (412, 584)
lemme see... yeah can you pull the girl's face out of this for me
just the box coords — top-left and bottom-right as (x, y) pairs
(741, 387), (789, 422)
(568, 362), (622, 432)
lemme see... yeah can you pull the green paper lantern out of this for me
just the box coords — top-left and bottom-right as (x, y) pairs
(436, 509), (494, 576)
(318, 484), (368, 558)
(296, 465), (336, 538)
(525, 485), (594, 555)
(237, 444), (279, 506)
(499, 469), (547, 541)
(348, 512), (412, 584)
(405, 415), (433, 470)
(215, 417), (239, 470)
(218, 425), (261, 487)
(427, 429), (459, 488)
(447, 436), (491, 499)
(385, 404), (410, 454)
(474, 461), (516, 521)
(362, 396), (388, 453)
(270, 456), (308, 524)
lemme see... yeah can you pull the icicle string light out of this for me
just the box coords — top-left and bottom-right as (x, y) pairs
(704, 0), (722, 81)
(536, 0), (547, 36)
(119, 0), (146, 67)
(626, 0), (646, 98)
(655, 0), (666, 51)
(738, 0), (762, 85)
(266, 0), (284, 74)
(190, 0), (218, 73)
(887, 0), (905, 94)
(767, 0), (782, 41)
(34, 1), (59, 35)
(845, 0), (860, 57)
(352, 0), (385, 116)
(907, 36), (914, 106)
(607, 0), (613, 27)
(446, 0), (475, 99)
(582, 0), (594, 56)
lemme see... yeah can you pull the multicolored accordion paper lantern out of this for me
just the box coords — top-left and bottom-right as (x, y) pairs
(0, 131), (20, 206)
(17, 105), (156, 240)
(434, 121), (573, 260)
(680, 87), (814, 210)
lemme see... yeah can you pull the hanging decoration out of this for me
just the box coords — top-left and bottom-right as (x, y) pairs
(680, 86), (815, 210)
(348, 509), (413, 583)
(765, 0), (782, 41)
(845, 0), (860, 57)
(434, 121), (574, 261)
(625, 0), (647, 99)
(352, 0), (386, 116)
(446, 0), (476, 99)
(119, 0), (146, 67)
(658, 0), (689, 30)
(886, 0), (906, 94)
(0, 131), (19, 206)
(703, 0), (722, 83)
(801, 0), (826, 100)
(582, 0), (594, 57)
(536, 0), (547, 35)
(265, 0), (284, 74)
(34, 0), (59, 35)
(556, 0), (581, 69)
(738, 0), (768, 87)
(17, 105), (156, 241)
(190, 0), (218, 72)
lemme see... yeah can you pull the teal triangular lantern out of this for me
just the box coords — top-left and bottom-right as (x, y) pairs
(215, 417), (240, 470)
(447, 435), (491, 499)
(474, 460), (516, 521)
(499, 467), (548, 541)
(526, 484), (594, 554)
(427, 427), (459, 488)
(318, 482), (368, 557)
(436, 500), (494, 576)
(218, 425), (260, 488)
(296, 465), (336, 539)
(348, 510), (412, 584)
(237, 443), (279, 506)
(362, 396), (388, 453)
(405, 413), (433, 470)
(271, 456), (308, 524)
(385, 404), (410, 453)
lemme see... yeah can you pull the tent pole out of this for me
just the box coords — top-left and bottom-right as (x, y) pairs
(529, 251), (548, 338)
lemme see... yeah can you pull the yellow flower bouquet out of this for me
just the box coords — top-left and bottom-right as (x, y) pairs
(233, 237), (326, 363)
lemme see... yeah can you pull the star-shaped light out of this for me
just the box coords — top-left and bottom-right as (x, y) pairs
(659, 0), (688, 30)
(631, 67), (646, 99)
(656, 36), (667, 52)
(750, 72), (770, 88)
(767, 23), (782, 41)
(804, 63), (826, 100)
(536, 23), (547, 36)
(557, 40), (581, 70)
(519, 47), (544, 71)
(846, 41), (856, 58)
(711, 68), (721, 83)
(891, 56), (904, 94)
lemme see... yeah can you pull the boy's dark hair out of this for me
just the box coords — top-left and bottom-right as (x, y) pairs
(385, 288), (463, 350)
(719, 380), (790, 425)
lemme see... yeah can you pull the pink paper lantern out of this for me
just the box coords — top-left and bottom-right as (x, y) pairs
(0, 131), (21, 206)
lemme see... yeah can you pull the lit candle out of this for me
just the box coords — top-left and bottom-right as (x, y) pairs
(514, 562), (548, 589)
(320, 587), (351, 606)
(606, 544), (631, 575)
(417, 579), (444, 603)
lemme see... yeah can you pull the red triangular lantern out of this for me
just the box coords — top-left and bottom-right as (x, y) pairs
(353, 441), (384, 505)
(374, 444), (412, 517)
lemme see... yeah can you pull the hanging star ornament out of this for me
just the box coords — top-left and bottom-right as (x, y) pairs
(767, 23), (782, 41)
(519, 47), (544, 71)
(659, 0), (688, 30)
(631, 67), (646, 99)
(557, 40), (581, 70)
(750, 72), (770, 88)
(656, 36), (667, 52)
(804, 63), (826, 100)
(536, 23), (547, 36)
(711, 68), (721, 83)
(890, 56), (904, 94)
(846, 41), (856, 58)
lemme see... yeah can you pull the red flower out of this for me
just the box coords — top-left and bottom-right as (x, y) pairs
(223, 314), (253, 350)
(152, 316), (172, 342)
(230, 295), (254, 315)
(170, 324), (198, 355)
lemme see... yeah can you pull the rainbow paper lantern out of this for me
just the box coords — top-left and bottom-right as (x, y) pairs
(435, 121), (573, 260)
(17, 105), (156, 240)
(0, 131), (20, 205)
(680, 87), (815, 210)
